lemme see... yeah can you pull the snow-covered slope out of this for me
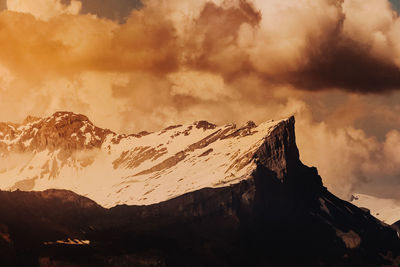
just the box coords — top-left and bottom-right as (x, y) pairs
(0, 111), (285, 207)
(351, 193), (400, 224)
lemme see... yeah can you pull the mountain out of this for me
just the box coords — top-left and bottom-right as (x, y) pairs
(351, 193), (400, 225)
(0, 112), (398, 266)
(0, 111), (288, 207)
(0, 189), (104, 266)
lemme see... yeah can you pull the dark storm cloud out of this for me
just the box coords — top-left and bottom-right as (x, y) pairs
(390, 0), (400, 12)
(63, 0), (142, 22)
(1, 0), (142, 22)
(173, 0), (400, 94)
(287, 38), (400, 93)
(282, 0), (400, 93)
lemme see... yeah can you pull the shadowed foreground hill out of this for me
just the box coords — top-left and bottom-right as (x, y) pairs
(0, 117), (398, 266)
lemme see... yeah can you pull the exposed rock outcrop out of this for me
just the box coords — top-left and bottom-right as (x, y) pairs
(0, 112), (113, 155)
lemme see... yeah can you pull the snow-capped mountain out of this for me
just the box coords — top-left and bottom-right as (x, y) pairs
(0, 112), (398, 266)
(0, 111), (284, 207)
(351, 193), (400, 225)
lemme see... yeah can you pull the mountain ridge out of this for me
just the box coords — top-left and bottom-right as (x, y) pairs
(0, 113), (398, 266)
(0, 111), (290, 207)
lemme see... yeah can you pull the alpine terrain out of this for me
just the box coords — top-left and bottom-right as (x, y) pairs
(0, 112), (398, 266)
(0, 111), (290, 207)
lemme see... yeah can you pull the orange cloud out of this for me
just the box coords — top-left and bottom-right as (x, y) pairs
(0, 0), (399, 199)
(6, 0), (81, 20)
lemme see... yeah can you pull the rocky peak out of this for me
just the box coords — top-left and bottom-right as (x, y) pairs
(23, 115), (41, 125)
(194, 120), (217, 130)
(254, 116), (302, 181)
(250, 117), (323, 214)
(0, 111), (115, 154)
(244, 120), (257, 128)
(35, 112), (112, 152)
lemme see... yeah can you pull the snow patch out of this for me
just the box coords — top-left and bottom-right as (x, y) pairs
(84, 133), (92, 145)
(44, 238), (90, 246)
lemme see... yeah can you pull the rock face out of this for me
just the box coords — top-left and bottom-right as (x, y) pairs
(0, 114), (398, 266)
(0, 111), (111, 154)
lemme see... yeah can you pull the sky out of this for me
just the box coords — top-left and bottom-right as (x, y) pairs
(0, 0), (400, 200)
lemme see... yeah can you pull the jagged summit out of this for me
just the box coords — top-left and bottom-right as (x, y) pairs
(22, 111), (91, 127)
(194, 120), (217, 130)
(0, 111), (113, 155)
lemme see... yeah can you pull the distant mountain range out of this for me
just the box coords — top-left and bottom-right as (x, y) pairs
(351, 193), (400, 225)
(0, 112), (398, 266)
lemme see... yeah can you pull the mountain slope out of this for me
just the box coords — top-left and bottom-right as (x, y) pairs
(0, 111), (286, 207)
(0, 115), (398, 266)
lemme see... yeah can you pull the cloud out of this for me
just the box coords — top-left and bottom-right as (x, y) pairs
(3, 0), (142, 22)
(0, 0), (399, 199)
(178, 0), (400, 92)
(76, 0), (142, 22)
(294, 98), (400, 200)
(287, 37), (400, 92)
(384, 130), (400, 168)
(168, 70), (234, 101)
(7, 0), (81, 21)
(291, 0), (400, 92)
(2, 0), (400, 92)
(0, 6), (178, 82)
